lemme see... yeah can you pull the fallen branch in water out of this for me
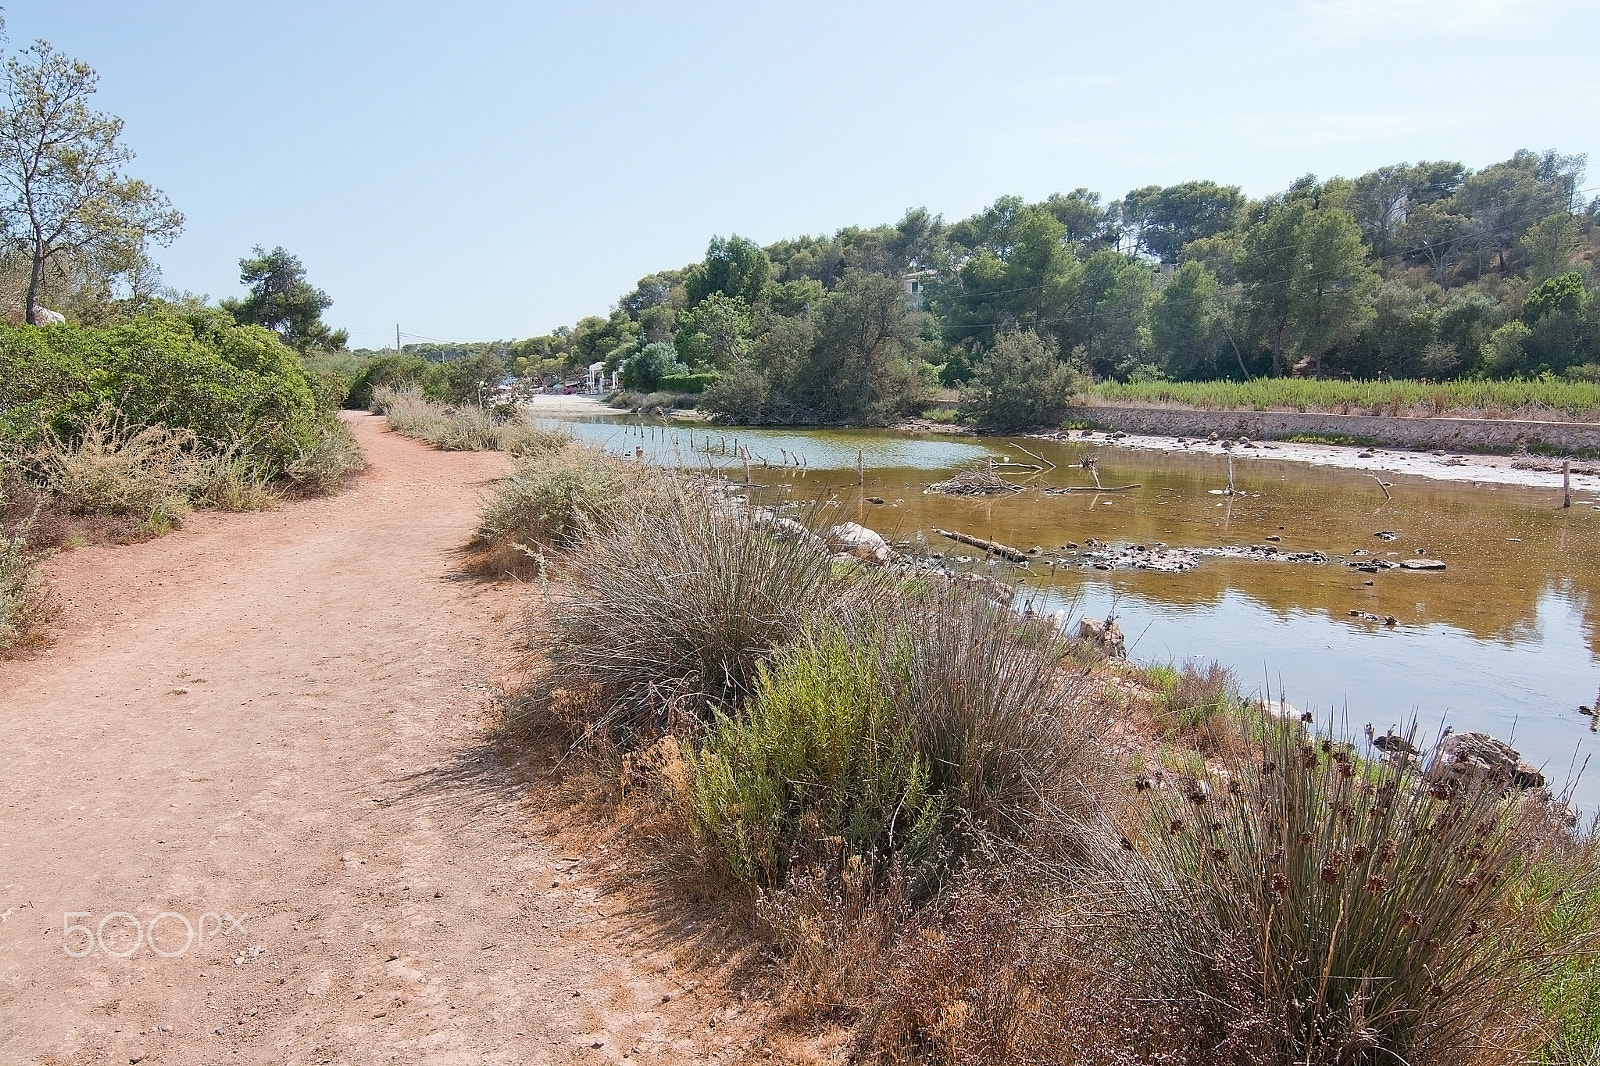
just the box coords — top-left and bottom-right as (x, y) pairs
(1046, 484), (1142, 494)
(931, 528), (1029, 562)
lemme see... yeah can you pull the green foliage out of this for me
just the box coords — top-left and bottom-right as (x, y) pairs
(620, 341), (685, 391)
(688, 630), (940, 885)
(684, 234), (771, 309)
(1526, 272), (1589, 322)
(345, 353), (431, 409)
(958, 329), (1083, 431)
(1122, 180), (1244, 264)
(0, 306), (340, 478)
(1150, 262), (1223, 379)
(673, 293), (751, 369)
(219, 246), (346, 354)
(655, 371), (719, 393)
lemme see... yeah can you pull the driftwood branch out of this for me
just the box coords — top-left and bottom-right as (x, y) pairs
(1369, 474), (1392, 500)
(932, 528), (1029, 563)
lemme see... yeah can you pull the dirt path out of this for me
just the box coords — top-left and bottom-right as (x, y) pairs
(0, 414), (767, 1065)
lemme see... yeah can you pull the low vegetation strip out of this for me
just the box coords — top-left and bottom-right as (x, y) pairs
(1086, 377), (1600, 421)
(484, 452), (1600, 1064)
(369, 384), (575, 455)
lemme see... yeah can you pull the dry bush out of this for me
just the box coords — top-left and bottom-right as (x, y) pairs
(31, 412), (197, 535)
(374, 384), (571, 454)
(757, 863), (911, 1022)
(0, 508), (58, 652)
(474, 442), (647, 575)
(862, 875), (1064, 1065)
(281, 418), (365, 495)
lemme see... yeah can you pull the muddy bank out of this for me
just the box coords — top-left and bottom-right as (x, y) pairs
(1043, 426), (1600, 495)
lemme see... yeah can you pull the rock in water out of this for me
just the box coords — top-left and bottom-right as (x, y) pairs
(1077, 615), (1127, 660)
(825, 522), (891, 564)
(1428, 731), (1545, 791)
(1399, 558), (1446, 570)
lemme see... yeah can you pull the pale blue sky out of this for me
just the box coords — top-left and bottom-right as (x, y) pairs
(9, 0), (1598, 345)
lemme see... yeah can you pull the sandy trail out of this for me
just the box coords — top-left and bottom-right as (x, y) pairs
(0, 414), (754, 1065)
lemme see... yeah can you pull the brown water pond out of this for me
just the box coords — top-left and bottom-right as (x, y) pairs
(560, 416), (1600, 808)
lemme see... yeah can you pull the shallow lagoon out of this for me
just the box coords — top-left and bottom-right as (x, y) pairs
(551, 413), (1600, 807)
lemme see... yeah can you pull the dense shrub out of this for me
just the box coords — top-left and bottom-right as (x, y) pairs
(344, 353), (430, 410)
(689, 628), (941, 885)
(0, 306), (338, 478)
(958, 328), (1084, 431)
(656, 371), (720, 393)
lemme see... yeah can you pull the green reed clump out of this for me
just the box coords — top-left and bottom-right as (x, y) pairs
(1088, 377), (1600, 420)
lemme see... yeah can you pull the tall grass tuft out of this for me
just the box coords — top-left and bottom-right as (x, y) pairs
(541, 485), (844, 728)
(1105, 713), (1590, 1064)
(0, 508), (57, 651)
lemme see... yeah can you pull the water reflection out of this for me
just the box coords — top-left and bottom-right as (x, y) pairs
(547, 412), (1600, 808)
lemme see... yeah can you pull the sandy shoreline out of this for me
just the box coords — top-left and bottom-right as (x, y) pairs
(518, 391), (612, 415)
(1058, 427), (1600, 495)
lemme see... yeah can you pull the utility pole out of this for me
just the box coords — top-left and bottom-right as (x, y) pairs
(396, 324), (402, 354)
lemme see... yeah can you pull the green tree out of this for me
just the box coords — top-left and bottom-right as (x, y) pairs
(684, 235), (770, 309)
(620, 341), (685, 391)
(791, 271), (923, 424)
(957, 329), (1081, 431)
(220, 246), (347, 353)
(1150, 261), (1222, 379)
(1120, 181), (1244, 264)
(673, 292), (751, 369)
(1521, 214), (1582, 283)
(1236, 191), (1377, 375)
(0, 40), (183, 323)
(1524, 271), (1588, 322)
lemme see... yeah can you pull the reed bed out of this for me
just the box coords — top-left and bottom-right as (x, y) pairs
(1087, 378), (1600, 420)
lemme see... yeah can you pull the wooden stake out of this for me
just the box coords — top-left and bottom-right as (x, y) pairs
(857, 449), (865, 487)
(1564, 460), (1572, 508)
(1369, 474), (1392, 501)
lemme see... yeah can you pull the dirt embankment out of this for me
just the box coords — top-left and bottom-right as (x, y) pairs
(0, 413), (777, 1065)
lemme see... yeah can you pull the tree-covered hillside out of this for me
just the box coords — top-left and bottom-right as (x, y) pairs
(488, 149), (1597, 425)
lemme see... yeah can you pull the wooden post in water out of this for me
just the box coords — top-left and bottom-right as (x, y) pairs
(741, 445), (751, 485)
(1226, 454), (1235, 496)
(1564, 460), (1572, 508)
(858, 449), (865, 487)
